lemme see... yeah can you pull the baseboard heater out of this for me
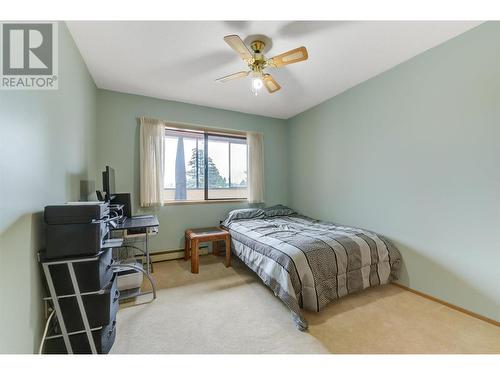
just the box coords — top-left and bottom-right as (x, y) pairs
(147, 245), (210, 263)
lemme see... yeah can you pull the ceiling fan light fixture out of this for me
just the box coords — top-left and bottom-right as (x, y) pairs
(216, 34), (309, 95)
(251, 76), (263, 96)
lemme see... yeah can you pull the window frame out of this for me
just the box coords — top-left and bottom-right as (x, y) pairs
(163, 126), (248, 204)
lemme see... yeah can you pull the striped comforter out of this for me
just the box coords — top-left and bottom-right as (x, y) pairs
(224, 214), (401, 330)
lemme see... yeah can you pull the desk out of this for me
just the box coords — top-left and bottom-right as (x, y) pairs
(109, 215), (159, 301)
(111, 215), (159, 275)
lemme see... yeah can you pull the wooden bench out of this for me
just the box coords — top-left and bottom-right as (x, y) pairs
(184, 227), (231, 274)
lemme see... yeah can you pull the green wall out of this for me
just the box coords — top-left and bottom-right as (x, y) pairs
(287, 22), (500, 321)
(95, 89), (288, 251)
(0, 23), (97, 353)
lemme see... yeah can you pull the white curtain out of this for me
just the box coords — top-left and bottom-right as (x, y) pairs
(140, 117), (165, 207)
(247, 131), (265, 203)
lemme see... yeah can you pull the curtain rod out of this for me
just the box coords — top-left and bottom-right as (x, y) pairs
(138, 116), (262, 137)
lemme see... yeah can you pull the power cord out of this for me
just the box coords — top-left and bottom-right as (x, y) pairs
(38, 309), (55, 354)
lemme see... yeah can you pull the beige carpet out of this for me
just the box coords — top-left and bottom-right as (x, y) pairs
(111, 256), (500, 354)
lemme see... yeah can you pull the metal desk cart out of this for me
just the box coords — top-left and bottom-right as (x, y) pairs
(110, 215), (160, 300)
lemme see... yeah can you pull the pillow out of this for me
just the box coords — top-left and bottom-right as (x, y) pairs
(263, 205), (296, 217)
(222, 208), (265, 226)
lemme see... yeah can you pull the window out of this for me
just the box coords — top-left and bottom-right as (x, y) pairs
(163, 127), (247, 203)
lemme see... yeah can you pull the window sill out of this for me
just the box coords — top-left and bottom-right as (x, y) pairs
(163, 199), (248, 206)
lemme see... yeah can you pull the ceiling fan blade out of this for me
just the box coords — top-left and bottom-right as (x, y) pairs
(215, 71), (250, 83)
(263, 74), (281, 93)
(268, 46), (308, 68)
(223, 35), (253, 62)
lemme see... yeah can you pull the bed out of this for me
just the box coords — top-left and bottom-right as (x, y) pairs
(222, 206), (402, 330)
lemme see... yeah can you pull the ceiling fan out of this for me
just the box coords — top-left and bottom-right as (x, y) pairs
(216, 35), (308, 95)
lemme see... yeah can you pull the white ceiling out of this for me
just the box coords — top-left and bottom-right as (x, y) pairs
(67, 21), (481, 119)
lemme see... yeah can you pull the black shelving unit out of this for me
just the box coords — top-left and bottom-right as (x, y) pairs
(39, 245), (157, 354)
(38, 202), (158, 354)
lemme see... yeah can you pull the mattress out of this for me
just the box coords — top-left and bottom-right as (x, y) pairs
(224, 214), (402, 330)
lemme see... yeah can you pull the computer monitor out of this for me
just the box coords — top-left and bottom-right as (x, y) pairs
(102, 166), (116, 202)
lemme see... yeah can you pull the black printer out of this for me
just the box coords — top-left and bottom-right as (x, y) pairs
(44, 202), (111, 259)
